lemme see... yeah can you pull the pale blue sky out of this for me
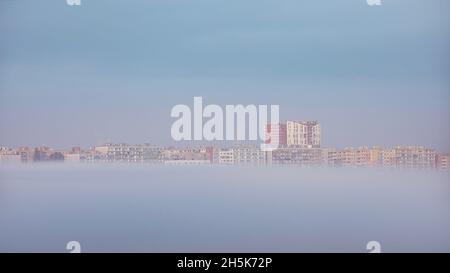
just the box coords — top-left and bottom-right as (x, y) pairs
(0, 0), (449, 150)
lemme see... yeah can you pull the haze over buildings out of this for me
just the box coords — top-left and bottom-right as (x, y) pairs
(1, 120), (449, 169)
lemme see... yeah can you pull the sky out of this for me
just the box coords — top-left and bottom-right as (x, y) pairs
(0, 0), (449, 151)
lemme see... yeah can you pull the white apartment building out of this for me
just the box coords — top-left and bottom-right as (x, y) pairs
(381, 149), (396, 167)
(394, 146), (436, 168)
(96, 143), (161, 162)
(271, 147), (323, 166)
(164, 160), (210, 165)
(232, 146), (264, 165)
(0, 154), (21, 162)
(218, 149), (234, 165)
(286, 121), (321, 148)
(64, 153), (81, 162)
(0, 148), (21, 162)
(322, 148), (338, 167)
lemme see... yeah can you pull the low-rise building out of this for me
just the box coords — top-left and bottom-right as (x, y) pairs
(232, 146), (264, 165)
(394, 146), (436, 169)
(0, 154), (22, 163)
(218, 149), (234, 165)
(381, 148), (396, 168)
(436, 154), (450, 169)
(272, 147), (323, 166)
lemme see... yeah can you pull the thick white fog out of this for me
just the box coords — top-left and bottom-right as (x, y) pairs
(0, 164), (449, 252)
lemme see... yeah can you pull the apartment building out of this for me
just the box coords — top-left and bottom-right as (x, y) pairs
(272, 147), (323, 166)
(265, 123), (287, 146)
(0, 147), (21, 162)
(394, 146), (436, 169)
(286, 121), (321, 148)
(232, 146), (264, 165)
(322, 148), (338, 167)
(437, 154), (450, 169)
(336, 147), (382, 167)
(95, 143), (161, 163)
(218, 149), (234, 165)
(369, 146), (383, 166)
(381, 148), (396, 168)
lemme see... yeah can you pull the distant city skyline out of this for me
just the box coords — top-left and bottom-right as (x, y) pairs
(1, 0), (449, 151)
(1, 141), (449, 170)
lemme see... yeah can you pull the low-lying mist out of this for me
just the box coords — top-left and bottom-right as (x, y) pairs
(0, 164), (449, 252)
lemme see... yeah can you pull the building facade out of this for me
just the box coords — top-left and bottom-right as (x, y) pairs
(437, 154), (450, 169)
(265, 123), (287, 146)
(286, 121), (321, 148)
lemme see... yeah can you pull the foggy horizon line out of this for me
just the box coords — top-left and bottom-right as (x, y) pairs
(2, 142), (449, 154)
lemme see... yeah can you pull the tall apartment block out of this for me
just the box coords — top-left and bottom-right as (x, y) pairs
(286, 121), (321, 148)
(265, 123), (287, 146)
